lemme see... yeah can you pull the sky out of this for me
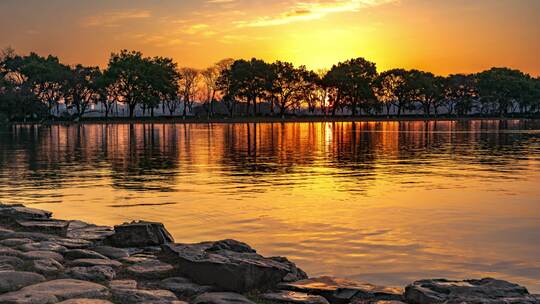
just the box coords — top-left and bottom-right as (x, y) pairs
(0, 0), (539, 76)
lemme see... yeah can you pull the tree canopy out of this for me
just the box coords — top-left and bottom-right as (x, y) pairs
(1, 47), (539, 122)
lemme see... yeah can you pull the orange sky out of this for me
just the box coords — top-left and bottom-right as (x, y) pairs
(1, 0), (539, 76)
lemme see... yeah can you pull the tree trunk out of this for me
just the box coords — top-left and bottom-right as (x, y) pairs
(183, 96), (188, 119)
(129, 104), (136, 118)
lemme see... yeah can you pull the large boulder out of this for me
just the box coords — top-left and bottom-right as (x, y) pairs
(105, 221), (174, 248)
(161, 239), (307, 292)
(278, 276), (403, 304)
(0, 271), (46, 293)
(404, 278), (539, 304)
(0, 279), (109, 304)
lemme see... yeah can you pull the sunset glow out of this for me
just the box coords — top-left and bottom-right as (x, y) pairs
(1, 0), (539, 75)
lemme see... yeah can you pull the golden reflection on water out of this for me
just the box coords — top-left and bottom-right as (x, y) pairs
(1, 121), (540, 291)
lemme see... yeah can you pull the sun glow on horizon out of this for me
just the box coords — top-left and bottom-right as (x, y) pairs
(0, 0), (539, 76)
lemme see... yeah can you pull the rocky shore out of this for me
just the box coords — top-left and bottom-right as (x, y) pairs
(0, 203), (538, 304)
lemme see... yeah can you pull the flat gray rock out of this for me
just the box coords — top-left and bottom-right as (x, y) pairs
(404, 278), (538, 304)
(92, 246), (130, 259)
(22, 250), (63, 262)
(193, 292), (255, 304)
(261, 291), (330, 304)
(31, 258), (65, 276)
(3, 231), (58, 242)
(0, 245), (24, 257)
(0, 264), (15, 271)
(112, 287), (179, 304)
(159, 277), (214, 297)
(279, 276), (403, 303)
(0, 204), (52, 221)
(161, 239), (307, 292)
(64, 249), (109, 260)
(66, 266), (116, 282)
(53, 238), (92, 249)
(0, 271), (46, 293)
(0, 227), (16, 238)
(0, 255), (25, 268)
(120, 253), (158, 264)
(19, 241), (67, 253)
(67, 221), (114, 242)
(57, 299), (114, 304)
(125, 259), (175, 279)
(0, 279), (109, 304)
(15, 219), (69, 237)
(0, 238), (33, 247)
(110, 279), (138, 290)
(351, 300), (407, 304)
(69, 258), (122, 268)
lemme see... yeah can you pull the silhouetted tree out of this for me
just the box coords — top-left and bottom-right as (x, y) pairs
(443, 74), (477, 116)
(324, 58), (377, 116)
(64, 65), (101, 119)
(105, 50), (147, 118)
(3, 52), (69, 117)
(229, 59), (269, 116)
(477, 68), (532, 116)
(373, 69), (410, 116)
(178, 67), (199, 118)
(405, 70), (445, 116)
(105, 50), (179, 118)
(2, 48), (540, 121)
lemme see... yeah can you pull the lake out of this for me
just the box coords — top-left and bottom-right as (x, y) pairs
(1, 120), (539, 292)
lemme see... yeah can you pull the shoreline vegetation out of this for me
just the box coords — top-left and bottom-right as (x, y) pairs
(0, 203), (539, 304)
(6, 114), (540, 126)
(1, 48), (540, 125)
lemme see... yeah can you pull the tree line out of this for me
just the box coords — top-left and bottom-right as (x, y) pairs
(1, 47), (539, 122)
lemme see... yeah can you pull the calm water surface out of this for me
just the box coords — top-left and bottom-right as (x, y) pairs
(1, 121), (539, 291)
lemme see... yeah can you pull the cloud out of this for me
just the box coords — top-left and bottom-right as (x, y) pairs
(183, 24), (210, 35)
(82, 9), (152, 28)
(207, 0), (237, 3)
(238, 0), (396, 27)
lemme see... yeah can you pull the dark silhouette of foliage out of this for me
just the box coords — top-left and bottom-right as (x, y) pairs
(64, 65), (101, 119)
(1, 47), (539, 121)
